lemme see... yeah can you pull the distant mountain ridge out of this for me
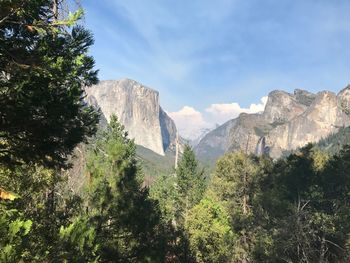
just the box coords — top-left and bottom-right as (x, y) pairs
(195, 86), (350, 162)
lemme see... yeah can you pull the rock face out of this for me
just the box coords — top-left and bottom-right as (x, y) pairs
(85, 79), (179, 156)
(159, 107), (178, 153)
(190, 127), (214, 147)
(195, 119), (238, 162)
(266, 90), (350, 157)
(195, 86), (350, 160)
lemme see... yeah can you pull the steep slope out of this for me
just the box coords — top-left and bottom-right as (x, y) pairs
(136, 145), (175, 180)
(159, 107), (177, 153)
(190, 127), (213, 147)
(315, 125), (350, 155)
(85, 79), (179, 156)
(195, 86), (350, 161)
(195, 119), (238, 163)
(267, 90), (350, 157)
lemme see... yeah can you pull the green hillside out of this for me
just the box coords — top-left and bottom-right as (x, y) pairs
(136, 145), (175, 183)
(315, 125), (350, 154)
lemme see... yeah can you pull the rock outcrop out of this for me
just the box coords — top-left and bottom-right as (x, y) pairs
(195, 86), (350, 160)
(85, 79), (179, 156)
(159, 107), (177, 153)
(195, 118), (238, 162)
(266, 90), (350, 157)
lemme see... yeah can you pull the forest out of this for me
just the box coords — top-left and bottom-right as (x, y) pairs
(1, 1), (350, 262)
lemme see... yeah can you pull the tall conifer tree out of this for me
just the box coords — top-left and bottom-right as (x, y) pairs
(0, 0), (99, 168)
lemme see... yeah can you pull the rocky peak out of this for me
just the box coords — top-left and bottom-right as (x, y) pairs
(304, 91), (339, 122)
(196, 85), (350, 161)
(85, 79), (179, 156)
(337, 85), (350, 96)
(263, 90), (307, 124)
(294, 89), (316, 106)
(337, 85), (350, 113)
(266, 89), (349, 157)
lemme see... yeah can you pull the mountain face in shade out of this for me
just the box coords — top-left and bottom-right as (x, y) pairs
(195, 86), (350, 161)
(85, 79), (179, 156)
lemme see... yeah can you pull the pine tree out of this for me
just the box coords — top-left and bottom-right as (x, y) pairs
(175, 145), (206, 225)
(0, 1), (99, 261)
(261, 145), (350, 262)
(0, 0), (99, 168)
(172, 144), (206, 261)
(211, 152), (273, 262)
(61, 115), (166, 262)
(185, 197), (234, 263)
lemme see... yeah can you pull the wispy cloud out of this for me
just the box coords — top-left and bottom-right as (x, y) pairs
(108, 0), (197, 82)
(85, 0), (350, 111)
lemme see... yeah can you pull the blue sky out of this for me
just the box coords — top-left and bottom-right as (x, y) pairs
(83, 0), (350, 138)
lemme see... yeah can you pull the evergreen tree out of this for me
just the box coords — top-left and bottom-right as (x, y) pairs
(0, 1), (99, 261)
(61, 115), (166, 262)
(185, 196), (234, 263)
(261, 145), (350, 262)
(150, 173), (177, 224)
(175, 144), (206, 225)
(172, 144), (206, 262)
(211, 152), (273, 262)
(0, 163), (84, 262)
(0, 0), (99, 168)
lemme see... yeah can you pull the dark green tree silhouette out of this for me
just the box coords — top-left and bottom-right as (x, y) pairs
(210, 152), (273, 262)
(0, 0), (99, 168)
(262, 145), (350, 262)
(60, 116), (166, 262)
(173, 144), (206, 262)
(175, 145), (206, 225)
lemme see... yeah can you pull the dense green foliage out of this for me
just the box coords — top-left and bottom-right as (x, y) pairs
(0, 163), (82, 261)
(185, 197), (233, 263)
(0, 1), (166, 262)
(209, 152), (273, 262)
(151, 143), (350, 262)
(150, 145), (207, 262)
(316, 125), (350, 155)
(0, 0), (99, 168)
(184, 146), (350, 262)
(72, 115), (166, 262)
(175, 145), (206, 225)
(0, 116), (168, 262)
(263, 146), (350, 262)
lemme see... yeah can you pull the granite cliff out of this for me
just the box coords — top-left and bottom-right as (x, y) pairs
(195, 86), (350, 161)
(84, 79), (350, 161)
(85, 79), (179, 156)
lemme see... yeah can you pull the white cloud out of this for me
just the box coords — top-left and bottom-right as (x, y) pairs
(168, 106), (210, 140)
(205, 96), (268, 124)
(168, 96), (268, 140)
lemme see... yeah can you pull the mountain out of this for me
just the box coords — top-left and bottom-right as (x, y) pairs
(189, 127), (214, 147)
(314, 125), (350, 155)
(194, 119), (238, 164)
(195, 86), (350, 161)
(85, 78), (180, 156)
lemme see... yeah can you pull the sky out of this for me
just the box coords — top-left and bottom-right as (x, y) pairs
(83, 0), (350, 139)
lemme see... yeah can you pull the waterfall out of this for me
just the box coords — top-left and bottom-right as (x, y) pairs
(255, 137), (270, 156)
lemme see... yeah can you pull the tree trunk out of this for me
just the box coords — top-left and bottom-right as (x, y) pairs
(319, 233), (326, 263)
(242, 169), (249, 263)
(53, 0), (58, 21)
